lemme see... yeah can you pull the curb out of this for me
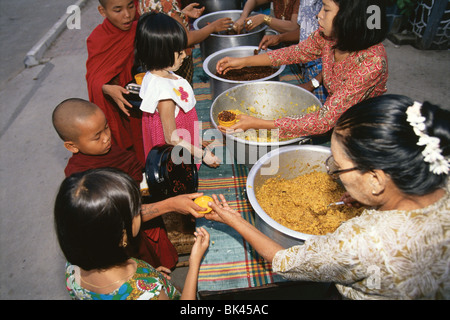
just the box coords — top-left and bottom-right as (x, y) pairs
(24, 0), (89, 68)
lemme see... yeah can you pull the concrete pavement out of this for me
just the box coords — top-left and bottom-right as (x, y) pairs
(0, 0), (449, 300)
(0, 0), (77, 86)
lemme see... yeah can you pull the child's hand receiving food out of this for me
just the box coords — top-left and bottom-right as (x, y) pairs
(189, 227), (210, 265)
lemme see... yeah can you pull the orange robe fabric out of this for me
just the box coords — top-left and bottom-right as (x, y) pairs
(86, 18), (145, 165)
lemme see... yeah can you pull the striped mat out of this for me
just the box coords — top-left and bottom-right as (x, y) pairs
(190, 47), (298, 291)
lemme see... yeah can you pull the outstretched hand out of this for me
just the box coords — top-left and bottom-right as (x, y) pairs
(216, 56), (246, 75)
(259, 34), (281, 50)
(203, 194), (242, 226)
(209, 17), (234, 33)
(244, 14), (264, 32)
(189, 227), (210, 265)
(102, 84), (133, 116)
(217, 114), (257, 134)
(182, 3), (205, 19)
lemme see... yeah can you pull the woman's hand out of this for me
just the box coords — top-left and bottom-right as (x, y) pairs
(206, 194), (284, 263)
(209, 17), (234, 33)
(340, 192), (362, 208)
(244, 14), (264, 32)
(218, 114), (265, 134)
(204, 194), (243, 226)
(182, 3), (204, 19)
(216, 56), (247, 75)
(189, 227), (210, 265)
(102, 84), (133, 116)
(232, 16), (246, 34)
(259, 34), (281, 50)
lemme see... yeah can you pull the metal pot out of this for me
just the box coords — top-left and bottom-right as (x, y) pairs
(193, 10), (268, 60)
(210, 81), (322, 167)
(246, 145), (331, 248)
(203, 46), (285, 100)
(196, 0), (242, 14)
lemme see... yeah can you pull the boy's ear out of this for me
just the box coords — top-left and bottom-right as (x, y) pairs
(98, 5), (107, 18)
(64, 141), (80, 154)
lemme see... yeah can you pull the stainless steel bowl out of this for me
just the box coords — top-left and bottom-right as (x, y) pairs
(203, 46), (285, 100)
(210, 81), (322, 167)
(193, 10), (268, 60)
(246, 145), (331, 247)
(196, 0), (242, 14)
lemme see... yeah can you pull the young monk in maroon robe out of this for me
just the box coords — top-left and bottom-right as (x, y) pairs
(52, 98), (207, 270)
(86, 0), (145, 165)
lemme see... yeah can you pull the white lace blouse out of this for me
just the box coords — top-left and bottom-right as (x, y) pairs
(272, 183), (450, 300)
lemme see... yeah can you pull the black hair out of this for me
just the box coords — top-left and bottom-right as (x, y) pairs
(331, 0), (388, 52)
(334, 94), (449, 196)
(135, 12), (187, 71)
(54, 168), (142, 271)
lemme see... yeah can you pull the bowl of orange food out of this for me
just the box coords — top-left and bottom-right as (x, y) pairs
(246, 145), (363, 247)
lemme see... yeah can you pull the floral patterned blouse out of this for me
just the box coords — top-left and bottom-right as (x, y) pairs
(65, 258), (181, 300)
(272, 183), (450, 300)
(268, 30), (388, 139)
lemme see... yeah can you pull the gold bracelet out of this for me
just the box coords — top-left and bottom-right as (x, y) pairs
(264, 15), (272, 26)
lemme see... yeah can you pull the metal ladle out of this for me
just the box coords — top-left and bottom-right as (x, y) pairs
(327, 201), (345, 207)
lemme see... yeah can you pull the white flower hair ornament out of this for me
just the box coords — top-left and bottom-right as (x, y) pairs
(406, 101), (449, 175)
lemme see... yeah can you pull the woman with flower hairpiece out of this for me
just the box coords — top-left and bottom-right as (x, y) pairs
(205, 94), (450, 299)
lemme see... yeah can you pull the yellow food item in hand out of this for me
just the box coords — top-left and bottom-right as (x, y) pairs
(194, 196), (214, 214)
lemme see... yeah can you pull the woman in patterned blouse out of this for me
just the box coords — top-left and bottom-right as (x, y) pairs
(216, 0), (389, 140)
(55, 168), (210, 300)
(206, 94), (450, 299)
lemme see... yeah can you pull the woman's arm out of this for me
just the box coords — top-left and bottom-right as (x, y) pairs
(274, 53), (388, 139)
(252, 13), (299, 34)
(217, 31), (325, 74)
(205, 194), (284, 262)
(206, 195), (366, 286)
(259, 28), (300, 50)
(186, 17), (233, 47)
(216, 52), (272, 75)
(169, 10), (232, 47)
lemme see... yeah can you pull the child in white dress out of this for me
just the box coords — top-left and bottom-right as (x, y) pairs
(135, 12), (220, 168)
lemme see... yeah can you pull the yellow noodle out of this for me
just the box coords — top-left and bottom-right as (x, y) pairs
(255, 171), (362, 235)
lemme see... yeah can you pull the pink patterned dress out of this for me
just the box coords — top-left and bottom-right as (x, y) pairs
(139, 71), (200, 165)
(268, 30), (388, 139)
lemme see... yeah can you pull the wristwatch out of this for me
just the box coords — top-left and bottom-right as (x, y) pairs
(311, 78), (320, 89)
